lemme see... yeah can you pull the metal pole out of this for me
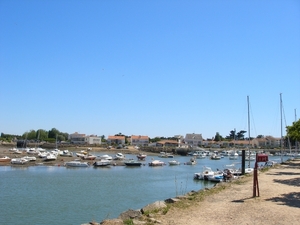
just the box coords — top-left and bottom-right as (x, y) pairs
(247, 96), (250, 168)
(280, 93), (283, 163)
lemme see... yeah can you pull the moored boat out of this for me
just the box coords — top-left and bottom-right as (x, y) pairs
(93, 159), (111, 167)
(124, 160), (142, 166)
(114, 153), (125, 160)
(11, 158), (29, 165)
(194, 166), (215, 180)
(185, 157), (197, 165)
(168, 160), (180, 165)
(148, 159), (165, 166)
(136, 153), (147, 160)
(22, 156), (37, 161)
(65, 161), (89, 167)
(0, 156), (11, 162)
(81, 154), (96, 160)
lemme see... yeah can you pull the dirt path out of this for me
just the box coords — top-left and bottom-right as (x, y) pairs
(157, 160), (300, 225)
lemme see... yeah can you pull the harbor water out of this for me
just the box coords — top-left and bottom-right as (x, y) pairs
(0, 153), (288, 225)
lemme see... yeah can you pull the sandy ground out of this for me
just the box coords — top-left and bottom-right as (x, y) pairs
(156, 160), (300, 225)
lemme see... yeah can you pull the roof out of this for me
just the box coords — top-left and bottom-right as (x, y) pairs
(108, 136), (125, 140)
(185, 133), (203, 140)
(131, 135), (149, 140)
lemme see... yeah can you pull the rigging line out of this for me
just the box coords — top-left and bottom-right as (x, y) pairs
(282, 98), (292, 152)
(249, 100), (258, 138)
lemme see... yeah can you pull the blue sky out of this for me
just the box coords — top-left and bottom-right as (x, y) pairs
(1, 0), (299, 139)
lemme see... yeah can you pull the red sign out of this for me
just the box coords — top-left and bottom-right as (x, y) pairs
(256, 154), (268, 162)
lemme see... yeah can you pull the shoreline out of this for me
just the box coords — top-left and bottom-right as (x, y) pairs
(98, 159), (300, 225)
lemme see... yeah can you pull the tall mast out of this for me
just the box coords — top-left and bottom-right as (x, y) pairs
(280, 93), (283, 163)
(295, 109), (298, 152)
(247, 95), (250, 167)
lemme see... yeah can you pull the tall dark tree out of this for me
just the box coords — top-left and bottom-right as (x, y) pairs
(214, 132), (222, 141)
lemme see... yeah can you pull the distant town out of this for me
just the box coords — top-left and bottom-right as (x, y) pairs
(0, 129), (289, 150)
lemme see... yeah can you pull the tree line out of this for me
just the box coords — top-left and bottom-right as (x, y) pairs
(1, 119), (299, 145)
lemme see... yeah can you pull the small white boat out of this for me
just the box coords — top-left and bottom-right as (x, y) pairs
(185, 157), (197, 165)
(210, 153), (221, 160)
(9, 148), (22, 154)
(229, 152), (238, 160)
(81, 154), (96, 160)
(43, 153), (57, 161)
(114, 153), (125, 160)
(93, 159), (111, 167)
(159, 152), (174, 158)
(136, 153), (147, 160)
(168, 160), (180, 165)
(26, 148), (39, 154)
(98, 154), (113, 160)
(76, 153), (85, 157)
(11, 158), (29, 165)
(65, 161), (89, 167)
(60, 150), (73, 157)
(207, 174), (224, 182)
(148, 160), (165, 166)
(194, 166), (215, 180)
(22, 156), (36, 161)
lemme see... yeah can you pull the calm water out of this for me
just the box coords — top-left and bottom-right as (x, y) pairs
(0, 153), (287, 225)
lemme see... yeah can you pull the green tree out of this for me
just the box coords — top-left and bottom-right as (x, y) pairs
(214, 132), (222, 141)
(26, 130), (37, 140)
(48, 128), (60, 139)
(236, 130), (247, 140)
(37, 129), (48, 141)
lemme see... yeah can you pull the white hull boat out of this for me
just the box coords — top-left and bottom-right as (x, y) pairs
(93, 160), (111, 167)
(65, 161), (89, 167)
(11, 158), (29, 165)
(22, 156), (37, 161)
(168, 160), (180, 165)
(148, 160), (165, 166)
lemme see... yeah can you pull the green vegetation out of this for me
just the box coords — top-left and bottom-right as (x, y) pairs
(123, 219), (134, 225)
(286, 119), (300, 147)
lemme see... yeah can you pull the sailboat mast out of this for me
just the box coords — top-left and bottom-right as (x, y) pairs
(247, 95), (250, 168)
(295, 109), (298, 153)
(280, 93), (283, 163)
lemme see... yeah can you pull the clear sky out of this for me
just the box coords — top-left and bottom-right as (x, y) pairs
(1, 0), (299, 139)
